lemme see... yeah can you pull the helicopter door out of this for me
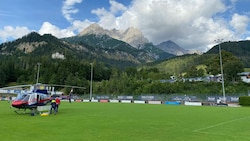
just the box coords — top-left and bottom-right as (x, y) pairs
(28, 93), (37, 106)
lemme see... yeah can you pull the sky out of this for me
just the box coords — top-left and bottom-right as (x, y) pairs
(0, 0), (250, 52)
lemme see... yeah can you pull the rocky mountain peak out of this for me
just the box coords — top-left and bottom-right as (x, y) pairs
(78, 24), (149, 48)
(122, 27), (149, 48)
(78, 23), (107, 36)
(156, 40), (188, 56)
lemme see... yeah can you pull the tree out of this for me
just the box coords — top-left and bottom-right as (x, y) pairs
(206, 51), (243, 82)
(185, 66), (204, 78)
(224, 60), (244, 82)
(0, 69), (6, 87)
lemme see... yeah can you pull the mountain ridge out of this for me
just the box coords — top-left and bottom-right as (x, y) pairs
(79, 23), (199, 55)
(0, 32), (174, 68)
(79, 23), (149, 49)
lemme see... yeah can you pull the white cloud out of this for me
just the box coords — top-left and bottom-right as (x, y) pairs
(62, 0), (83, 22)
(39, 22), (75, 38)
(230, 13), (250, 35)
(1, 0), (250, 52)
(91, 0), (127, 29)
(0, 26), (31, 42)
(90, 0), (249, 51)
(109, 0), (127, 14)
(71, 19), (94, 33)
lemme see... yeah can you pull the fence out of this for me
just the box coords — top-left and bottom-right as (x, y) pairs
(74, 93), (248, 103)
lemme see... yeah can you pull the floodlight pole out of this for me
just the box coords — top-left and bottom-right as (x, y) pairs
(90, 63), (93, 100)
(36, 63), (41, 84)
(215, 39), (226, 103)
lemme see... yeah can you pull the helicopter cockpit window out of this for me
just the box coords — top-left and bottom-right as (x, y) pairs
(15, 94), (27, 100)
(23, 95), (30, 101)
(40, 95), (44, 100)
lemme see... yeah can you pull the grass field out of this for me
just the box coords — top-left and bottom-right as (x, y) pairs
(0, 101), (250, 141)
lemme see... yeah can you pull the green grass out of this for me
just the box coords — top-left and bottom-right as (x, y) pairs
(0, 101), (250, 141)
(244, 68), (250, 72)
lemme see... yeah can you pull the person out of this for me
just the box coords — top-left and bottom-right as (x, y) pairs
(69, 93), (72, 103)
(55, 97), (60, 112)
(50, 99), (57, 115)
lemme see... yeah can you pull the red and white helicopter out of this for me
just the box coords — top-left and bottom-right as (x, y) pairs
(0, 83), (85, 114)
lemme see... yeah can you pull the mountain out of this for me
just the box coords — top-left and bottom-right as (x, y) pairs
(63, 34), (174, 65)
(79, 23), (149, 49)
(0, 32), (174, 69)
(156, 40), (187, 56)
(0, 32), (75, 57)
(79, 24), (200, 56)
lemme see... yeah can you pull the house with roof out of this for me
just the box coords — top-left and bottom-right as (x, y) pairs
(238, 72), (250, 83)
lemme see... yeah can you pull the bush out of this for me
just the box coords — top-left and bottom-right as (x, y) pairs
(239, 96), (250, 105)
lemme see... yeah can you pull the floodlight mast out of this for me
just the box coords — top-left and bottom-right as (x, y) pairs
(214, 39), (226, 103)
(36, 63), (41, 84)
(90, 63), (93, 100)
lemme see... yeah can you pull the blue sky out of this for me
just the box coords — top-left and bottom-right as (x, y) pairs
(0, 0), (250, 52)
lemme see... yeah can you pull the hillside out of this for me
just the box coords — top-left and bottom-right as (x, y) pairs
(142, 40), (250, 77)
(63, 34), (174, 66)
(0, 32), (79, 58)
(142, 54), (206, 75)
(0, 32), (174, 69)
(206, 40), (250, 67)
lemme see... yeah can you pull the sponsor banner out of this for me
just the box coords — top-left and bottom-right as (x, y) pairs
(140, 95), (155, 100)
(0, 90), (6, 93)
(117, 96), (133, 100)
(165, 101), (181, 105)
(184, 101), (202, 106)
(83, 99), (90, 102)
(91, 99), (98, 102)
(61, 100), (68, 102)
(95, 96), (109, 100)
(228, 103), (241, 107)
(172, 96), (197, 101)
(75, 99), (82, 102)
(202, 102), (216, 106)
(148, 101), (162, 104)
(133, 100), (145, 104)
(109, 99), (119, 103)
(228, 96), (239, 102)
(121, 100), (131, 103)
(14, 90), (21, 94)
(206, 96), (239, 102)
(100, 100), (108, 103)
(207, 96), (217, 102)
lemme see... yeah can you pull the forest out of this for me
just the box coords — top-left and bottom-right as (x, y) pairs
(0, 51), (249, 97)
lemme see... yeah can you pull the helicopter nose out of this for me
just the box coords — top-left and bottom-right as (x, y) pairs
(12, 100), (25, 107)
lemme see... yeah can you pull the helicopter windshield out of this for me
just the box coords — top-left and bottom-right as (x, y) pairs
(15, 93), (30, 101)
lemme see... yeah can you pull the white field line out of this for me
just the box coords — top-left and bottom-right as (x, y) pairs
(193, 116), (250, 135)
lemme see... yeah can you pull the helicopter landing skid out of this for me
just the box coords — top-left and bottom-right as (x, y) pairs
(14, 109), (27, 114)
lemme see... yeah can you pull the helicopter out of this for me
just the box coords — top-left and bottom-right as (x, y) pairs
(12, 87), (51, 111)
(0, 83), (85, 115)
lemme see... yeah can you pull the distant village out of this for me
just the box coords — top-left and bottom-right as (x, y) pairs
(161, 72), (250, 83)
